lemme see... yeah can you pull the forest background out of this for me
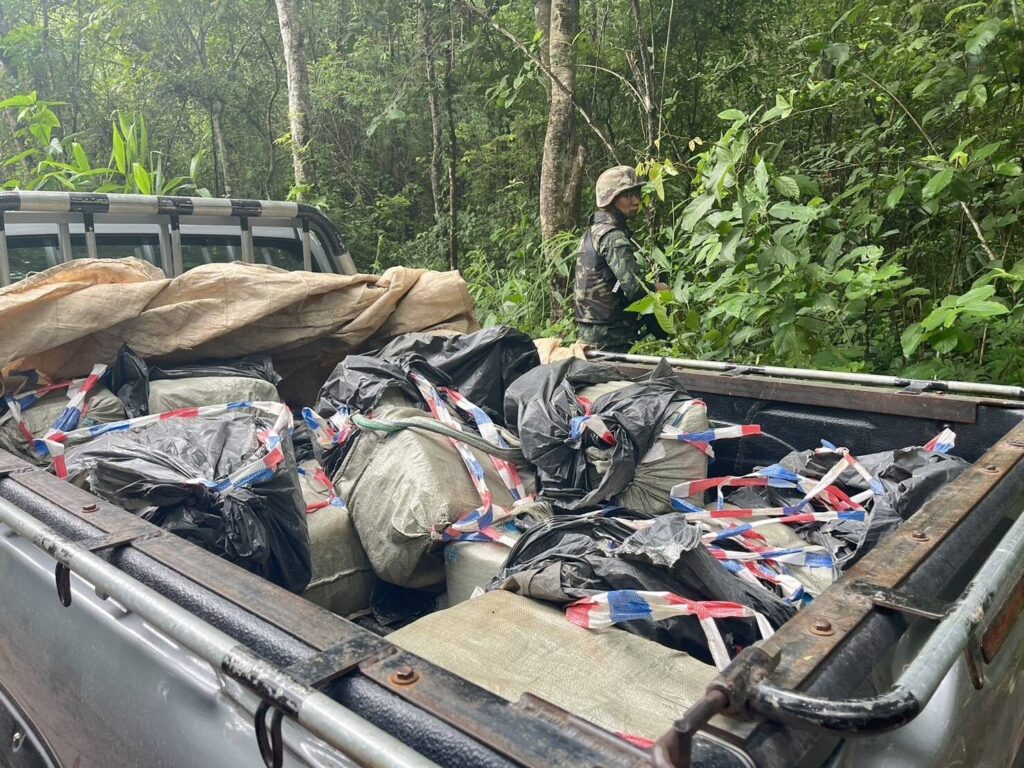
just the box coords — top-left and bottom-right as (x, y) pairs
(0, 0), (1022, 383)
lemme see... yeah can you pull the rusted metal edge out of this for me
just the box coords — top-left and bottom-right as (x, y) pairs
(981, 571), (1024, 664)
(611, 364), (979, 424)
(747, 420), (1024, 691)
(360, 651), (649, 768)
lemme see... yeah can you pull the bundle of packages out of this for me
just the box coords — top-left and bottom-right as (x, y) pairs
(443, 500), (553, 607)
(578, 380), (709, 514)
(664, 430), (966, 606)
(332, 395), (536, 590)
(52, 401), (312, 592)
(315, 326), (538, 471)
(296, 459), (375, 615)
(309, 327), (541, 589)
(714, 431), (968, 569)
(504, 358), (709, 511)
(489, 509), (796, 668)
(106, 345), (282, 418)
(0, 365), (125, 464)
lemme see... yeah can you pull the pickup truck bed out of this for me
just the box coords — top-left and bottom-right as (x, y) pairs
(2, 362), (1023, 768)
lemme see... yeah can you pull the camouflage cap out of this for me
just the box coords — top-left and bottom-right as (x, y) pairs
(595, 165), (644, 208)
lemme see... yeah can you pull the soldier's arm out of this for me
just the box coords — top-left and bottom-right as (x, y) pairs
(603, 232), (651, 304)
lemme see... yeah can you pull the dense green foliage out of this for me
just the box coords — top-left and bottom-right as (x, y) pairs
(1, 0), (1021, 382)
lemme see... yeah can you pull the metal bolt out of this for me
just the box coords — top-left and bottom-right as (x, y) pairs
(11, 731), (23, 751)
(911, 530), (929, 542)
(81, 503), (98, 513)
(810, 620), (834, 636)
(390, 666), (419, 686)
(982, 464), (1000, 474)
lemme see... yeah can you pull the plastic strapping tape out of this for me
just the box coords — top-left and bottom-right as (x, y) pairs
(565, 589), (775, 671)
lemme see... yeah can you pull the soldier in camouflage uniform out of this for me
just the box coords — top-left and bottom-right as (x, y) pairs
(573, 165), (667, 352)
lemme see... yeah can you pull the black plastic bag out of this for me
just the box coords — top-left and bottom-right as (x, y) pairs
(503, 358), (690, 510)
(103, 347), (283, 419)
(63, 411), (311, 592)
(727, 446), (968, 567)
(316, 326), (539, 424)
(149, 355), (282, 385)
(490, 510), (795, 665)
(105, 345), (150, 418)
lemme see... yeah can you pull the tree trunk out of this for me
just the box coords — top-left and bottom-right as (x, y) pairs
(273, 0), (316, 192)
(538, 0), (579, 243)
(211, 102), (233, 197)
(443, 0), (459, 271)
(419, 0), (444, 224)
(535, 0), (551, 68)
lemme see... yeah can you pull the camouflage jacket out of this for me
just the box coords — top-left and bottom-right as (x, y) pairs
(573, 209), (649, 326)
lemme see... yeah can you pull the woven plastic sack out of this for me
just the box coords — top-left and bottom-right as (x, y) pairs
(389, 590), (717, 741)
(148, 376), (281, 413)
(580, 380), (709, 514)
(297, 459), (376, 616)
(0, 385), (125, 464)
(333, 403), (536, 589)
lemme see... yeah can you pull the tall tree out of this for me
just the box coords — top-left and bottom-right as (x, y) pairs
(538, 0), (580, 242)
(442, 0), (459, 271)
(419, 0), (444, 224)
(273, 0), (315, 192)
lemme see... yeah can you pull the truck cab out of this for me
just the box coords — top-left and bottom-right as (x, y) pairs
(0, 191), (358, 285)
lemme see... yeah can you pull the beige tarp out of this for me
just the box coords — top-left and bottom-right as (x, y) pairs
(0, 258), (478, 403)
(533, 336), (589, 365)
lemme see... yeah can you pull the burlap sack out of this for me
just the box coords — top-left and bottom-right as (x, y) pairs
(334, 404), (535, 589)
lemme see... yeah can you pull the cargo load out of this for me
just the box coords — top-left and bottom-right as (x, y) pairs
(296, 459), (375, 615)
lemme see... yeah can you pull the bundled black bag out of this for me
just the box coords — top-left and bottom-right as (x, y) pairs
(489, 510), (796, 665)
(63, 410), (311, 592)
(727, 446), (968, 567)
(503, 358), (690, 510)
(316, 325), (539, 424)
(105, 345), (282, 419)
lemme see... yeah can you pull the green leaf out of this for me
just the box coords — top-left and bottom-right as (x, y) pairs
(955, 285), (996, 306)
(824, 43), (850, 66)
(773, 175), (800, 199)
(132, 162), (152, 195)
(625, 295), (655, 313)
(922, 168), (954, 200)
(963, 300), (1009, 317)
(768, 202), (817, 222)
(901, 323), (926, 357)
(932, 328), (959, 354)
(944, 2), (985, 24)
(994, 161), (1022, 176)
(965, 17), (1001, 55)
(2, 148), (37, 167)
(886, 183), (905, 209)
(717, 109), (746, 121)
(680, 194), (716, 231)
(71, 142), (90, 172)
(112, 123), (126, 175)
(0, 93), (37, 109)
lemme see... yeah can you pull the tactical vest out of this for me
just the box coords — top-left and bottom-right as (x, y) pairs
(573, 211), (627, 325)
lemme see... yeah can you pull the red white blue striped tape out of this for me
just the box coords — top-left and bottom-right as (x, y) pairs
(297, 463), (347, 513)
(924, 428), (956, 454)
(409, 373), (522, 546)
(39, 400), (291, 491)
(565, 589), (775, 670)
